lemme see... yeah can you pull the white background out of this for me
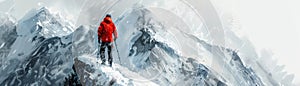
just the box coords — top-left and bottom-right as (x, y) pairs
(235, 0), (300, 85)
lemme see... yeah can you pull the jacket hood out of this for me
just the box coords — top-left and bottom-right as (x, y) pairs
(103, 17), (112, 24)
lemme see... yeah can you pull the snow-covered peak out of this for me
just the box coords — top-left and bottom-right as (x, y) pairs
(2, 7), (76, 62)
(0, 9), (76, 85)
(17, 7), (74, 38)
(0, 13), (16, 25)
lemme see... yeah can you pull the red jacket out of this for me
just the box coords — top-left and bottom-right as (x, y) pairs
(98, 17), (118, 42)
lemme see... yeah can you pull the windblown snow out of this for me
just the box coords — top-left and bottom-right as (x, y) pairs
(0, 0), (295, 86)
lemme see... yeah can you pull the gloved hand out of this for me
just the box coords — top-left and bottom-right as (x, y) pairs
(98, 38), (101, 43)
(98, 36), (101, 43)
(114, 37), (117, 41)
(98, 39), (101, 44)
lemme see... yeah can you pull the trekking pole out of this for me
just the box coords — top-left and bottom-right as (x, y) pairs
(114, 40), (121, 65)
(98, 43), (100, 58)
(97, 39), (101, 63)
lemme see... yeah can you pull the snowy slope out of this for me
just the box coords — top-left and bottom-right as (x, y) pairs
(74, 54), (159, 86)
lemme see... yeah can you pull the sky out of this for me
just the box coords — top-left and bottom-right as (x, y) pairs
(235, 0), (300, 84)
(0, 0), (300, 85)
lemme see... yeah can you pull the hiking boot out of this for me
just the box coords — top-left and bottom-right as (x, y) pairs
(109, 63), (112, 67)
(101, 61), (106, 65)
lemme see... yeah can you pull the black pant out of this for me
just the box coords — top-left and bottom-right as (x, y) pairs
(100, 42), (113, 65)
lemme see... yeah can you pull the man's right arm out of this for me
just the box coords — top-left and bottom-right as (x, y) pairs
(98, 23), (103, 43)
(98, 23), (103, 37)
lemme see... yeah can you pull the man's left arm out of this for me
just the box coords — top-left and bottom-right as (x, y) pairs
(113, 24), (118, 41)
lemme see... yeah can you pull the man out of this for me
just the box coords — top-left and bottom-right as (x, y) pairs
(98, 14), (118, 67)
